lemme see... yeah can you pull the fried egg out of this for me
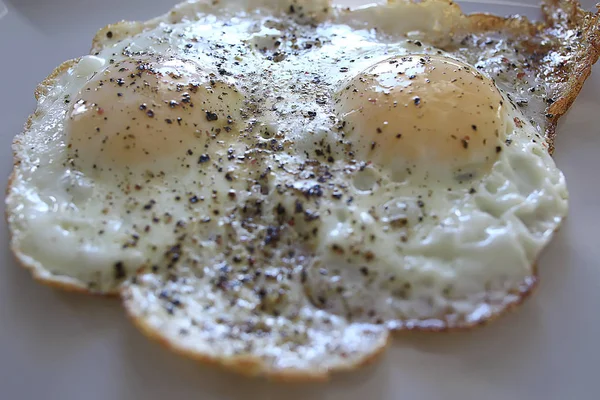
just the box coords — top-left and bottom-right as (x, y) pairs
(6, 0), (600, 380)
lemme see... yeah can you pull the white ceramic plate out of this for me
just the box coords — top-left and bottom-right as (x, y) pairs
(0, 1), (598, 399)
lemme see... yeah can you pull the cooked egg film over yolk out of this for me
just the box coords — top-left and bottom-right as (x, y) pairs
(336, 55), (506, 183)
(6, 0), (569, 332)
(67, 57), (243, 175)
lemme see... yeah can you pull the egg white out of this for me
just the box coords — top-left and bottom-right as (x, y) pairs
(6, 0), (569, 375)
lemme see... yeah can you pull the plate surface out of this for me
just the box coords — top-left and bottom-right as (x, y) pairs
(0, 1), (598, 399)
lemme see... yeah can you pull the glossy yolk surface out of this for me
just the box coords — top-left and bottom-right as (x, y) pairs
(336, 55), (506, 182)
(67, 57), (241, 175)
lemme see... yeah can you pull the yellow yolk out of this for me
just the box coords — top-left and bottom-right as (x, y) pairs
(336, 54), (506, 182)
(66, 57), (242, 175)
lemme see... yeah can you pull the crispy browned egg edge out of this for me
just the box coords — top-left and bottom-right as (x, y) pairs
(5, 0), (600, 381)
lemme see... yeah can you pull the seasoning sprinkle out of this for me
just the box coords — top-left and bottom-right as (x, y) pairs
(205, 111), (219, 121)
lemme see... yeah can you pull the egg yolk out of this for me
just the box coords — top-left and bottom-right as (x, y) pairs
(335, 54), (506, 182)
(66, 57), (242, 175)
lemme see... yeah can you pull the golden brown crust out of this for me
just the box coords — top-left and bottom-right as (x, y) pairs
(543, 0), (600, 153)
(465, 0), (600, 153)
(465, 12), (539, 37)
(33, 59), (79, 100)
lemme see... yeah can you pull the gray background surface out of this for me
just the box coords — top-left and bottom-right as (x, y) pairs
(0, 0), (598, 399)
